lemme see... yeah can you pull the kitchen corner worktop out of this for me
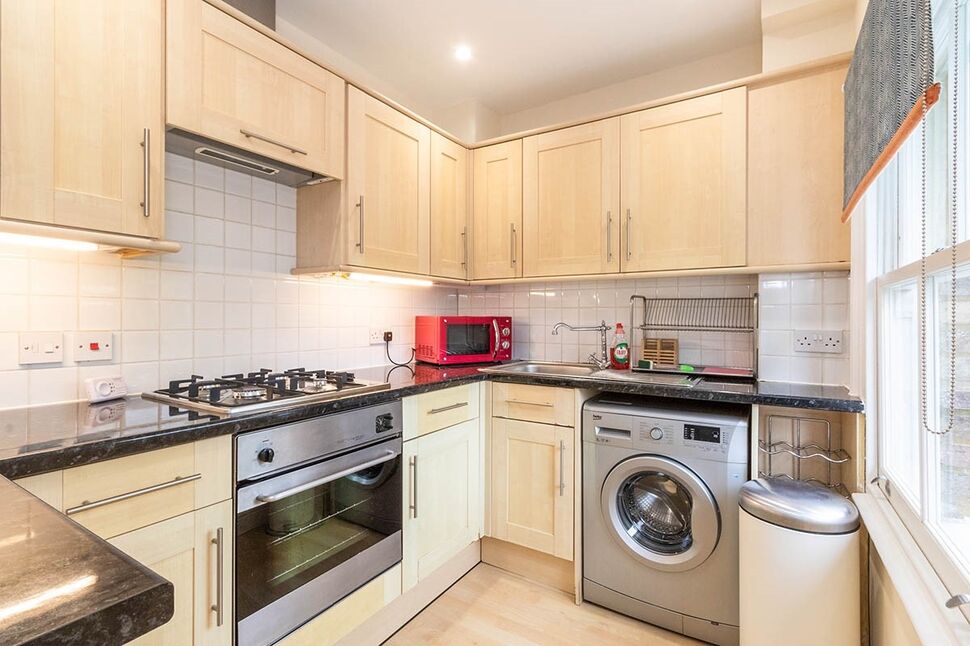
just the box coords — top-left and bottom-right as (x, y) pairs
(0, 477), (173, 644)
(0, 363), (861, 480)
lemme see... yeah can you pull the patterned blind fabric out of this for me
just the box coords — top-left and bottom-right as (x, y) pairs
(844, 0), (936, 217)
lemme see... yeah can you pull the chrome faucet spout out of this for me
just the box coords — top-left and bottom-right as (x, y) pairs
(549, 320), (613, 369)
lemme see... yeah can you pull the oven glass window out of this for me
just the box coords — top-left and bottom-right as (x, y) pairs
(445, 323), (491, 355)
(235, 456), (402, 622)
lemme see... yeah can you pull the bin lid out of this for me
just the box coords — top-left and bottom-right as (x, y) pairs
(739, 478), (860, 534)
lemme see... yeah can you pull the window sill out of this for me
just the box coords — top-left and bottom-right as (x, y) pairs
(853, 490), (970, 645)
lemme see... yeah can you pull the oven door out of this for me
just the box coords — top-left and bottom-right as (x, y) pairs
(442, 317), (499, 363)
(235, 437), (402, 646)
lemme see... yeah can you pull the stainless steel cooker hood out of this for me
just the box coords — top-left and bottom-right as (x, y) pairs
(165, 128), (331, 188)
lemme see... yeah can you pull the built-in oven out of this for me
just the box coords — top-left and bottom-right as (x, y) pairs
(234, 401), (403, 646)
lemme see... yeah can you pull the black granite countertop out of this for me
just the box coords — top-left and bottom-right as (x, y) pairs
(0, 363), (861, 480)
(0, 477), (173, 645)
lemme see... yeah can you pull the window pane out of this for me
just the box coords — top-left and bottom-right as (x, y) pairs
(881, 280), (922, 508)
(928, 265), (970, 577)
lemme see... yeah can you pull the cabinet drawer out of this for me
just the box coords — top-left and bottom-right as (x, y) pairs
(492, 383), (574, 427)
(404, 384), (480, 440)
(63, 436), (231, 539)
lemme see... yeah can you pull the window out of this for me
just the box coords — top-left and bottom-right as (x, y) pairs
(873, 0), (970, 616)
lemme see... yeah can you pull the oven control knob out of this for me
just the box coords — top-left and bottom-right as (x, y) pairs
(376, 413), (394, 433)
(501, 340), (510, 350)
(257, 447), (275, 463)
(649, 427), (664, 441)
(502, 327), (511, 336)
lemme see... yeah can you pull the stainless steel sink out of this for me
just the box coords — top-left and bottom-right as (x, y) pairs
(480, 361), (600, 377)
(480, 361), (700, 387)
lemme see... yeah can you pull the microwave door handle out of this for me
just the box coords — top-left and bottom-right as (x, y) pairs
(254, 450), (398, 503)
(492, 319), (500, 360)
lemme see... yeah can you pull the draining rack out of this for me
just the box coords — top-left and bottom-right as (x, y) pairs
(628, 294), (759, 378)
(758, 413), (851, 497)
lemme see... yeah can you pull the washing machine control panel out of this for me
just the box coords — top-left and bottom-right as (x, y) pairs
(631, 417), (733, 455)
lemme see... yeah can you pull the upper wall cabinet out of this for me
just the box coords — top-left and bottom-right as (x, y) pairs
(471, 141), (523, 280)
(0, 0), (164, 238)
(747, 65), (849, 266)
(167, 0), (345, 179)
(522, 119), (620, 277)
(346, 87), (430, 275)
(430, 133), (469, 279)
(621, 87), (747, 272)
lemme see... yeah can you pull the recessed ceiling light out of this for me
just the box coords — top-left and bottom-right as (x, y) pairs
(453, 44), (473, 63)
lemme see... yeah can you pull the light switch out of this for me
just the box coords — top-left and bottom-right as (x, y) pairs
(19, 332), (64, 365)
(75, 332), (114, 362)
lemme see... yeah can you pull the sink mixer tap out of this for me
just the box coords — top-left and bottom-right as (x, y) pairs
(551, 320), (613, 369)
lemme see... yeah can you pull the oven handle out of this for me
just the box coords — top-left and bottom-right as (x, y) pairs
(492, 319), (500, 360)
(254, 450), (398, 503)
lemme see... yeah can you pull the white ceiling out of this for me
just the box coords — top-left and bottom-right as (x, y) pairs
(275, 0), (763, 117)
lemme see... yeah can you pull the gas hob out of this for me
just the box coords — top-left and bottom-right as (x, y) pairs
(142, 368), (390, 416)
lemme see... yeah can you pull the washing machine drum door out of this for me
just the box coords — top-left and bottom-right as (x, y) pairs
(601, 455), (720, 572)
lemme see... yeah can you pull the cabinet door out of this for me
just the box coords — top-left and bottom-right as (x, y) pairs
(0, 0), (164, 237)
(109, 501), (232, 645)
(490, 418), (573, 560)
(621, 87), (747, 272)
(748, 66), (849, 266)
(471, 141), (523, 279)
(523, 119), (620, 277)
(346, 87), (430, 274)
(403, 419), (481, 591)
(430, 133), (469, 279)
(167, 0), (345, 178)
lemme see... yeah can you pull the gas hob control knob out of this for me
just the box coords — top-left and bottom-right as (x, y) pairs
(257, 447), (276, 463)
(649, 427), (664, 441)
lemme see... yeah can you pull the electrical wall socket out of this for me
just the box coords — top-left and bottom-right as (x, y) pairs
(793, 330), (844, 354)
(369, 328), (390, 345)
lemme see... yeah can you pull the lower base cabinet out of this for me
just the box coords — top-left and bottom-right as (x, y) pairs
(403, 418), (482, 592)
(490, 417), (574, 560)
(108, 501), (233, 645)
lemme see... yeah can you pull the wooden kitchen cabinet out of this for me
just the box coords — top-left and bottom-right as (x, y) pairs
(747, 65), (850, 266)
(403, 418), (482, 592)
(110, 500), (233, 646)
(621, 87), (747, 272)
(0, 0), (164, 238)
(490, 417), (573, 560)
(471, 140), (523, 279)
(345, 87), (431, 274)
(430, 132), (470, 279)
(167, 0), (345, 179)
(522, 119), (620, 277)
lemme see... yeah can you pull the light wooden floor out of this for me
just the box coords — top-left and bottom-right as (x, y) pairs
(385, 564), (701, 645)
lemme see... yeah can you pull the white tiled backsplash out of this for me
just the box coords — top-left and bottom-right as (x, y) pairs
(757, 271), (850, 385)
(0, 153), (455, 409)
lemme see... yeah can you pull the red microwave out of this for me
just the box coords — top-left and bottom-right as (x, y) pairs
(415, 316), (512, 365)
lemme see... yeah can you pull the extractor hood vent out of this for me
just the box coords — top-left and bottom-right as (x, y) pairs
(194, 146), (280, 177)
(165, 128), (329, 187)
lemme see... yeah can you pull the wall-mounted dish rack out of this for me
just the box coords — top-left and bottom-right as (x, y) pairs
(758, 413), (851, 497)
(629, 294), (759, 379)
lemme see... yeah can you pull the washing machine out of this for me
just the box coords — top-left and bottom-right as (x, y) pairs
(582, 393), (749, 646)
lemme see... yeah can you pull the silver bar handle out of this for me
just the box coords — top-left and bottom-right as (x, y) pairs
(409, 455), (418, 518)
(140, 128), (150, 218)
(492, 319), (500, 360)
(606, 210), (612, 263)
(356, 196), (364, 252)
(510, 223), (517, 266)
(946, 594), (970, 608)
(65, 473), (202, 515)
(559, 440), (565, 496)
(461, 227), (468, 269)
(507, 399), (553, 408)
(239, 128), (308, 155)
(626, 208), (632, 260)
(255, 450), (397, 503)
(210, 527), (224, 627)
(428, 401), (469, 415)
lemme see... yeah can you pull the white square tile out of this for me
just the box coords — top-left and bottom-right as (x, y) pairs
(160, 301), (193, 330)
(252, 200), (276, 228)
(224, 302), (251, 329)
(78, 298), (120, 330)
(759, 305), (790, 330)
(225, 222), (252, 250)
(165, 152), (194, 184)
(0, 295), (28, 331)
(276, 184), (297, 208)
(160, 270), (193, 300)
(123, 266), (159, 299)
(30, 259), (77, 295)
(194, 301), (223, 329)
(194, 273), (224, 302)
(790, 304), (822, 328)
(194, 245), (224, 274)
(225, 194), (252, 224)
(165, 210), (195, 243)
(165, 180), (193, 214)
(252, 252), (276, 275)
(0, 371), (29, 408)
(822, 304), (848, 329)
(276, 231), (296, 256)
(252, 227), (276, 253)
(122, 331), (159, 363)
(160, 331), (193, 360)
(225, 249), (252, 275)
(276, 206), (297, 232)
(759, 355), (791, 381)
(275, 255), (295, 274)
(252, 278), (275, 303)
(822, 357), (849, 386)
(823, 277), (849, 304)
(789, 356), (822, 384)
(790, 278), (822, 304)
(194, 216), (224, 246)
(760, 330), (791, 356)
(122, 299), (159, 330)
(252, 177), (276, 203)
(758, 279), (791, 305)
(28, 367), (76, 405)
(194, 330), (224, 358)
(225, 170), (252, 197)
(224, 276), (251, 302)
(194, 160), (224, 190)
(0, 257), (28, 295)
(121, 362), (160, 394)
(160, 243), (195, 272)
(29, 296), (76, 331)
(79, 263), (121, 297)
(194, 187), (224, 219)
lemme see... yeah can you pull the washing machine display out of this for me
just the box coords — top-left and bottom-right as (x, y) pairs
(683, 423), (721, 443)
